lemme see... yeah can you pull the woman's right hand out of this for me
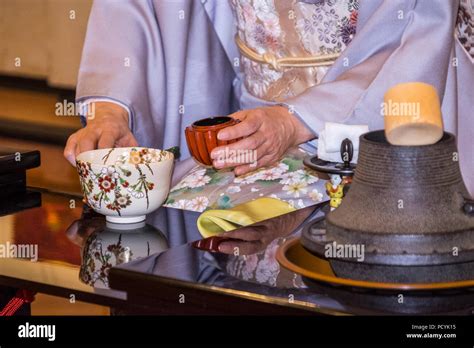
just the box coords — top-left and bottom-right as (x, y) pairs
(64, 102), (138, 166)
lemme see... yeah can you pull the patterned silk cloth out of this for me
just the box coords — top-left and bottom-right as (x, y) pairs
(230, 0), (359, 101)
(457, 0), (474, 60)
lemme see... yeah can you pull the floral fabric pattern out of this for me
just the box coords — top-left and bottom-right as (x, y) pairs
(457, 0), (474, 60)
(230, 0), (358, 101)
(294, 0), (358, 54)
(164, 147), (327, 212)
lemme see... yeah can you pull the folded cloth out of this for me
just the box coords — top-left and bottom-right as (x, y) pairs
(317, 122), (369, 163)
(197, 197), (295, 238)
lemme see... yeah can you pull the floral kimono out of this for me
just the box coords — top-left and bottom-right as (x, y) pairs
(231, 0), (359, 101)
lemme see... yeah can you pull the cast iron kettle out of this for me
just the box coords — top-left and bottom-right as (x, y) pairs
(302, 130), (474, 283)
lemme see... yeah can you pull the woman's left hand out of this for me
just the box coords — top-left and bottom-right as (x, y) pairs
(210, 106), (314, 176)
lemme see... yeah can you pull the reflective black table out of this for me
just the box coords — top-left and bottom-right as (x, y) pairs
(0, 188), (472, 315)
(0, 187), (346, 314)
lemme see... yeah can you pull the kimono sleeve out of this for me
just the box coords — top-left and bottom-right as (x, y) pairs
(75, 0), (162, 133)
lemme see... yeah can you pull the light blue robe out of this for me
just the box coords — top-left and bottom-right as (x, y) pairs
(76, 0), (473, 196)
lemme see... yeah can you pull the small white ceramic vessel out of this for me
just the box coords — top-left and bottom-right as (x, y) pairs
(76, 147), (174, 223)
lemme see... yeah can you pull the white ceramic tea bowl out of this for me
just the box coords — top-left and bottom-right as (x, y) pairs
(76, 147), (174, 223)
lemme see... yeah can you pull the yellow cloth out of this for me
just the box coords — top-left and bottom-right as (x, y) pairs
(197, 197), (296, 238)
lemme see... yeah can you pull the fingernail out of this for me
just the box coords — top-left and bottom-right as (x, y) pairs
(210, 149), (221, 160)
(217, 131), (227, 140)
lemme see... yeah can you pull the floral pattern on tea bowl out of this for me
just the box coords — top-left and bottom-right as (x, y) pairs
(76, 147), (174, 223)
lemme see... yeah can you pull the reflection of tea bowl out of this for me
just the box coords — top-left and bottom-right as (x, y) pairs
(76, 147), (174, 224)
(79, 220), (169, 289)
(185, 116), (240, 166)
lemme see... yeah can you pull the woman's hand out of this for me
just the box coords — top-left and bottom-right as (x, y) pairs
(210, 106), (314, 175)
(64, 102), (138, 166)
